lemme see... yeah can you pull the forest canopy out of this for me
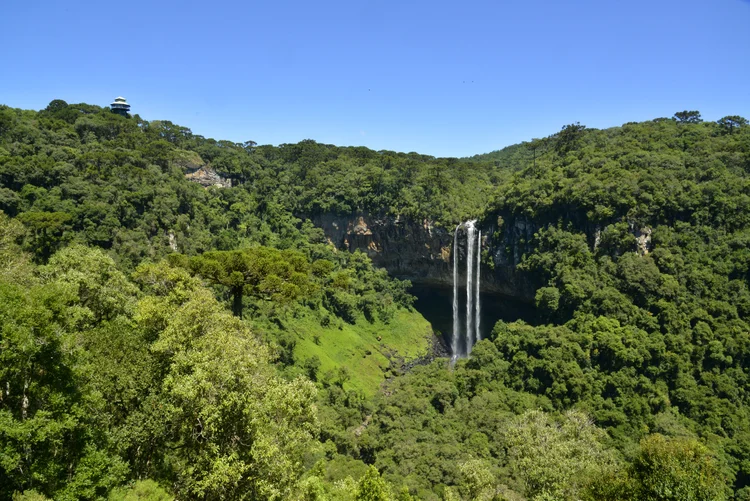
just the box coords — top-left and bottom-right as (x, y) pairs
(1, 100), (749, 500)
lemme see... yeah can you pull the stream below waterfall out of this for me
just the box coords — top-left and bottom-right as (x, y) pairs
(409, 284), (539, 357)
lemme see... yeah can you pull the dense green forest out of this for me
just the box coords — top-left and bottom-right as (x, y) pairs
(1, 100), (749, 500)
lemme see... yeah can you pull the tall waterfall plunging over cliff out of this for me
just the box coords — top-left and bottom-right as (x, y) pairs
(452, 224), (460, 357)
(451, 220), (482, 358)
(465, 221), (476, 352)
(475, 230), (481, 348)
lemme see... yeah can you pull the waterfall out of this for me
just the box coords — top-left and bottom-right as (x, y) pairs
(475, 230), (481, 344)
(465, 221), (476, 355)
(452, 220), (482, 358)
(451, 224), (460, 358)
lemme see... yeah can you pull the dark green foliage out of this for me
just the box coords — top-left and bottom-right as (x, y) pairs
(2, 101), (750, 499)
(717, 115), (748, 135)
(674, 110), (703, 123)
(556, 122), (587, 155)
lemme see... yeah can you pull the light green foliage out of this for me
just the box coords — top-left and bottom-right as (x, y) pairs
(0, 265), (128, 499)
(503, 410), (617, 501)
(442, 487), (461, 501)
(42, 244), (138, 325)
(139, 271), (319, 500)
(395, 485), (414, 501)
(457, 459), (496, 500)
(630, 434), (728, 501)
(0, 252), (322, 500)
(297, 475), (329, 501)
(0, 211), (33, 283)
(330, 477), (358, 501)
(108, 480), (173, 500)
(12, 491), (51, 501)
(356, 466), (392, 501)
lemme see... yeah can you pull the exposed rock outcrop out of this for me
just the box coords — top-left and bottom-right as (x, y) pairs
(185, 166), (231, 188)
(634, 226), (653, 255)
(175, 149), (231, 188)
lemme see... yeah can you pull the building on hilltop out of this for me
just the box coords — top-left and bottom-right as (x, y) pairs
(110, 96), (131, 117)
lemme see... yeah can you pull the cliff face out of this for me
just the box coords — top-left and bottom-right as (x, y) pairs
(307, 212), (653, 303)
(307, 213), (539, 301)
(309, 213), (453, 282)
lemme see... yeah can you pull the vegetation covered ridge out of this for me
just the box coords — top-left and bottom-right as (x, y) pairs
(1, 99), (750, 500)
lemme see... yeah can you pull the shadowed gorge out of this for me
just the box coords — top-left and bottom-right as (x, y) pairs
(409, 284), (538, 351)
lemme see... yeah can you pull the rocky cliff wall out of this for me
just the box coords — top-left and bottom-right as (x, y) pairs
(306, 213), (539, 301)
(307, 211), (653, 303)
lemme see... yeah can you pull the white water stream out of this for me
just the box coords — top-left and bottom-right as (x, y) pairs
(452, 220), (482, 357)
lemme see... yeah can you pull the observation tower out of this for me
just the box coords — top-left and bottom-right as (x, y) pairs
(110, 96), (130, 117)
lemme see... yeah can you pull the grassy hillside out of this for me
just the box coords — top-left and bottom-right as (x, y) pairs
(253, 308), (433, 396)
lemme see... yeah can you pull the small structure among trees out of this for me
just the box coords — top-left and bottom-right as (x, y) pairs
(110, 96), (130, 117)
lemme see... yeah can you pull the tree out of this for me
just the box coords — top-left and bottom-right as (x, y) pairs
(188, 247), (315, 318)
(42, 245), (138, 325)
(137, 276), (319, 500)
(716, 115), (748, 134)
(107, 480), (173, 501)
(44, 99), (68, 114)
(555, 122), (586, 155)
(674, 110), (702, 123)
(630, 434), (729, 501)
(0, 211), (32, 283)
(355, 466), (392, 501)
(458, 459), (496, 501)
(0, 106), (14, 135)
(395, 486), (414, 501)
(0, 276), (128, 500)
(17, 211), (71, 263)
(503, 410), (618, 500)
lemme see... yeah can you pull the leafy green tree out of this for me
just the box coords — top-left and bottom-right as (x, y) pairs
(12, 491), (52, 501)
(107, 480), (173, 501)
(44, 99), (68, 114)
(457, 459), (496, 500)
(355, 466), (392, 501)
(0, 276), (127, 500)
(137, 274), (319, 500)
(716, 115), (747, 134)
(674, 110), (702, 123)
(0, 106), (14, 136)
(630, 434), (729, 501)
(42, 244), (138, 325)
(17, 211), (71, 262)
(0, 211), (32, 283)
(395, 486), (414, 501)
(297, 475), (328, 501)
(555, 122), (586, 154)
(188, 247), (315, 318)
(503, 410), (618, 501)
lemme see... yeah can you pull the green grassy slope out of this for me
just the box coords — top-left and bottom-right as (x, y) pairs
(253, 308), (433, 397)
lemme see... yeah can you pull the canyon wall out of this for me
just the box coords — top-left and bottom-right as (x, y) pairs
(307, 212), (653, 304)
(306, 213), (540, 302)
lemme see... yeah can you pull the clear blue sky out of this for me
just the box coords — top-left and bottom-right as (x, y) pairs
(2, 0), (749, 157)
